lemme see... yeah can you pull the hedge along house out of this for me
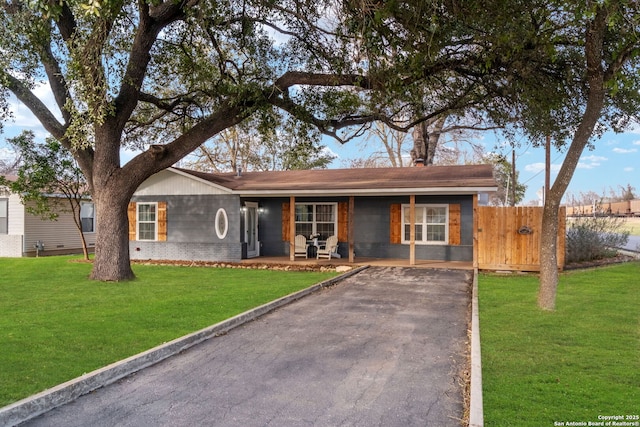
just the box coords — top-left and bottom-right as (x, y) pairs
(128, 165), (497, 265)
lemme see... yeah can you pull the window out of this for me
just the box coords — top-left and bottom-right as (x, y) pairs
(0, 198), (7, 234)
(295, 203), (336, 240)
(215, 208), (228, 239)
(137, 203), (157, 240)
(402, 204), (448, 244)
(80, 202), (95, 233)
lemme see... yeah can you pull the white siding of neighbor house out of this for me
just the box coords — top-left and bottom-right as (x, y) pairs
(0, 194), (25, 256)
(8, 193), (25, 235)
(23, 201), (96, 255)
(0, 235), (23, 256)
(134, 169), (230, 196)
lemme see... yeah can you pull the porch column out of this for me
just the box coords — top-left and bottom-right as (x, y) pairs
(348, 196), (355, 263)
(289, 196), (296, 261)
(410, 194), (416, 266)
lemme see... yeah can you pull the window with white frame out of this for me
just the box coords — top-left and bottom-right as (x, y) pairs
(402, 204), (448, 244)
(80, 202), (95, 233)
(0, 198), (7, 234)
(295, 203), (336, 240)
(215, 208), (228, 239)
(137, 202), (157, 240)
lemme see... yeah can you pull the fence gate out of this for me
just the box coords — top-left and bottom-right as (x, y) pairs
(475, 206), (565, 271)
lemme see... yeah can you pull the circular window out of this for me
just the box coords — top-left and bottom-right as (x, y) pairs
(215, 208), (228, 239)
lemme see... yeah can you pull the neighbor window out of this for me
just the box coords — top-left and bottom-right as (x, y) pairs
(137, 203), (157, 240)
(295, 203), (336, 240)
(0, 198), (7, 234)
(80, 202), (95, 233)
(402, 204), (448, 244)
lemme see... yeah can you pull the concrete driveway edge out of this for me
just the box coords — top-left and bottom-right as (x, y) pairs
(469, 269), (484, 427)
(0, 266), (368, 427)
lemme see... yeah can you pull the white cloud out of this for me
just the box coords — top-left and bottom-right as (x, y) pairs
(624, 167), (634, 172)
(612, 147), (638, 154)
(633, 140), (640, 146)
(577, 154), (607, 169)
(0, 147), (16, 161)
(524, 162), (561, 173)
(322, 146), (338, 159)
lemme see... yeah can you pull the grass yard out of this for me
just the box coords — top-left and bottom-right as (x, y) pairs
(479, 262), (640, 427)
(0, 256), (338, 407)
(619, 217), (640, 236)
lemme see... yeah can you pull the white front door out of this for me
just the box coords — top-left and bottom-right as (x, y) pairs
(245, 202), (259, 258)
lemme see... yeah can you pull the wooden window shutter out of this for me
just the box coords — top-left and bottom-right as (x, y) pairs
(282, 202), (290, 241)
(338, 202), (348, 241)
(128, 202), (137, 241)
(389, 203), (401, 244)
(157, 201), (167, 241)
(449, 204), (461, 245)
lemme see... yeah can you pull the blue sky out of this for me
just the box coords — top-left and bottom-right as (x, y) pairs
(2, 86), (638, 205)
(322, 126), (640, 204)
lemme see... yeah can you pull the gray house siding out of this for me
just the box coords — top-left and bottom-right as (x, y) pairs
(353, 195), (474, 261)
(130, 194), (243, 262)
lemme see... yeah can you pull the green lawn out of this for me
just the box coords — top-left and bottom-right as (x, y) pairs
(479, 262), (640, 427)
(0, 256), (338, 407)
(619, 217), (640, 236)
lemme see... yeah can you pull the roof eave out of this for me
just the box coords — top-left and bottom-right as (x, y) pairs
(234, 186), (498, 197)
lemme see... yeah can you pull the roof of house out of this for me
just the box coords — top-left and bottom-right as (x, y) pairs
(171, 164), (497, 196)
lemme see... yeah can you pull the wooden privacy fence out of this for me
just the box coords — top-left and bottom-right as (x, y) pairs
(475, 206), (566, 271)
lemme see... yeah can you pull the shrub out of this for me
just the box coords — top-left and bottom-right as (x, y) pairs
(566, 216), (630, 263)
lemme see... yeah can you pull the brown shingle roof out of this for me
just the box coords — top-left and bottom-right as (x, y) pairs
(173, 165), (496, 196)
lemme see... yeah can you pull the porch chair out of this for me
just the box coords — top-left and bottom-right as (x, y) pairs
(317, 235), (339, 259)
(294, 234), (309, 258)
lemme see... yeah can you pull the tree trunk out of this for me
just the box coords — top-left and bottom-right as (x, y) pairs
(77, 226), (90, 261)
(411, 116), (446, 165)
(538, 194), (561, 310)
(537, 8), (608, 310)
(90, 189), (135, 281)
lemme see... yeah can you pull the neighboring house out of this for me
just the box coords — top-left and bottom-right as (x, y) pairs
(129, 165), (497, 264)
(0, 176), (96, 257)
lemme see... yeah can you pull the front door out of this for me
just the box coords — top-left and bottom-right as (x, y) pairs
(244, 202), (259, 258)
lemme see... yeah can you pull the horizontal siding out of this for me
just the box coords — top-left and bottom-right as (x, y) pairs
(7, 194), (25, 235)
(23, 202), (96, 254)
(135, 170), (230, 196)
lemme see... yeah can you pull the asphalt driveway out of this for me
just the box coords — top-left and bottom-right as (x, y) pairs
(22, 266), (472, 427)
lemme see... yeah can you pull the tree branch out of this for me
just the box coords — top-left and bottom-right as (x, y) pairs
(274, 71), (374, 91)
(1, 72), (66, 139)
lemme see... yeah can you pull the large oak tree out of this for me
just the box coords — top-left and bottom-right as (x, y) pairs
(0, 0), (500, 281)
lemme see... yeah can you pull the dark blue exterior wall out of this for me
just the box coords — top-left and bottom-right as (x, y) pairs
(128, 193), (475, 262)
(130, 194), (242, 262)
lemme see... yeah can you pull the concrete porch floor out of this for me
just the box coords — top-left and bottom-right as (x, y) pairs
(240, 256), (474, 270)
